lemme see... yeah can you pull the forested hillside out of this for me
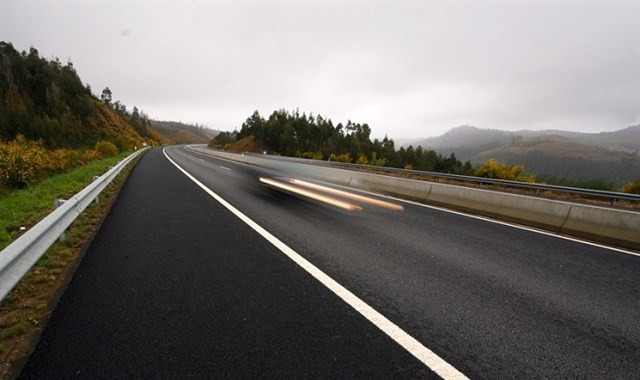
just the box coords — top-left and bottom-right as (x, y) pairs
(0, 42), (156, 150)
(411, 125), (640, 187)
(211, 109), (473, 175)
(150, 120), (217, 144)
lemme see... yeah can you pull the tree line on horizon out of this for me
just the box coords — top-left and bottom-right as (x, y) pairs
(212, 110), (640, 193)
(212, 109), (474, 175)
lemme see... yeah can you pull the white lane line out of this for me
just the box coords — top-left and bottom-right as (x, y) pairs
(324, 181), (640, 258)
(181, 146), (233, 173)
(163, 148), (468, 380)
(184, 146), (255, 168)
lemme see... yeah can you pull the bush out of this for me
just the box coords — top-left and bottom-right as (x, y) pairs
(0, 135), (47, 188)
(475, 158), (536, 183)
(329, 153), (352, 163)
(94, 141), (118, 157)
(84, 149), (101, 161)
(301, 151), (323, 160)
(112, 137), (127, 152)
(621, 179), (640, 194)
(42, 148), (89, 174)
(211, 131), (236, 147)
(0, 135), (118, 188)
(41, 149), (71, 173)
(356, 155), (369, 165)
(370, 152), (387, 167)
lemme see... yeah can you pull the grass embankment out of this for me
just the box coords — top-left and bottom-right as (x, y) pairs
(0, 150), (145, 379)
(0, 151), (128, 250)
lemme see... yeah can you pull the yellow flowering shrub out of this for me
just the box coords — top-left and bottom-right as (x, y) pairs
(0, 135), (47, 188)
(84, 149), (101, 161)
(329, 153), (352, 163)
(621, 179), (640, 194)
(0, 135), (121, 188)
(475, 158), (536, 183)
(356, 155), (369, 165)
(301, 151), (324, 160)
(95, 141), (118, 157)
(42, 149), (89, 173)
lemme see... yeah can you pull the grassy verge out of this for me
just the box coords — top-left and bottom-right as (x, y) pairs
(0, 151), (130, 250)
(0, 150), (146, 379)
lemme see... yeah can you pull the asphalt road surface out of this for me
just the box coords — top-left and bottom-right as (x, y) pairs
(19, 146), (640, 379)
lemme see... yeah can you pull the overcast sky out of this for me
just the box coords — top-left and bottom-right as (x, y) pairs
(1, 1), (638, 139)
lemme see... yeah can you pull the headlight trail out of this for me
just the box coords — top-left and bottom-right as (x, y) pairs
(290, 179), (404, 212)
(259, 177), (363, 211)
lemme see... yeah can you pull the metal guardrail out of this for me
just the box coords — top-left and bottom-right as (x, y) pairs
(0, 147), (149, 301)
(237, 150), (640, 205)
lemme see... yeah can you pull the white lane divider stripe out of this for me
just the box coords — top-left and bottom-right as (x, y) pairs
(163, 148), (469, 380)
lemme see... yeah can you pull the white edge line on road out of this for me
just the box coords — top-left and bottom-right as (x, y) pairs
(163, 147), (469, 380)
(183, 146), (640, 257)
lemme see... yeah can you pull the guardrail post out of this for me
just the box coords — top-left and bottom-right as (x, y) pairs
(54, 199), (67, 242)
(93, 176), (100, 204)
(612, 198), (617, 207)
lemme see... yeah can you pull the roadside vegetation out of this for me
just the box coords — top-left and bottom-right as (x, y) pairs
(210, 110), (640, 193)
(0, 145), (129, 250)
(0, 41), (162, 379)
(0, 134), (120, 189)
(210, 109), (474, 175)
(474, 158), (536, 183)
(621, 179), (640, 194)
(0, 150), (144, 379)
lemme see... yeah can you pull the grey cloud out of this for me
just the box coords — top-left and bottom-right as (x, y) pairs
(1, 1), (637, 139)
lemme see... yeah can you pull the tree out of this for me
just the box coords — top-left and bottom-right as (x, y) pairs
(209, 131), (237, 147)
(100, 87), (112, 105)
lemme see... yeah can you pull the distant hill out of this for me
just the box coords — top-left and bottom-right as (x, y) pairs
(150, 120), (218, 145)
(390, 137), (424, 148)
(0, 42), (156, 149)
(406, 125), (640, 187)
(406, 126), (518, 161)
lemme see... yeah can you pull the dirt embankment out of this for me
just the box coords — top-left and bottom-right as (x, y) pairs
(224, 136), (273, 154)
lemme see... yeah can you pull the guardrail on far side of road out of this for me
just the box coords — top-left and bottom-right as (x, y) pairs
(188, 145), (640, 251)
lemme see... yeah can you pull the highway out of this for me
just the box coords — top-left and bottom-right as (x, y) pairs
(19, 146), (640, 379)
